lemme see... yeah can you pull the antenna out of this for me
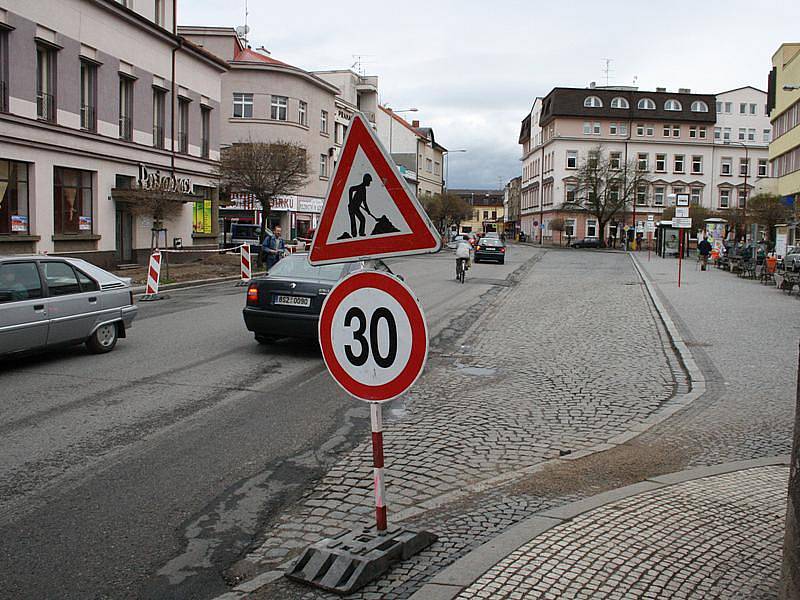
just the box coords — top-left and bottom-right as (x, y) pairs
(235, 0), (249, 46)
(350, 55), (374, 76)
(601, 58), (614, 86)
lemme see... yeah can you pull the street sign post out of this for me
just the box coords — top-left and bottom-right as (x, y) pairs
(675, 206), (689, 218)
(308, 112), (440, 265)
(670, 217), (692, 288)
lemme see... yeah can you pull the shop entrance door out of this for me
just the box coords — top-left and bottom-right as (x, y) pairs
(115, 206), (134, 263)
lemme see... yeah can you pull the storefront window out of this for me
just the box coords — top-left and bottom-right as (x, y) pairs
(54, 167), (93, 234)
(193, 185), (213, 234)
(0, 160), (30, 235)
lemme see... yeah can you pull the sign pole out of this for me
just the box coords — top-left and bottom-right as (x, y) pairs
(370, 402), (387, 532)
(678, 230), (683, 288)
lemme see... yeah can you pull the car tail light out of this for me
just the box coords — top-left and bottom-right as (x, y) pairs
(476, 245), (482, 250)
(500, 247), (506, 252)
(247, 285), (258, 305)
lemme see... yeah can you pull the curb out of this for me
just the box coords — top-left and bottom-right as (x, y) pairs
(131, 272), (266, 296)
(408, 455), (791, 600)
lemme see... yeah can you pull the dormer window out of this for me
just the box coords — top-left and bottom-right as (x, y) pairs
(584, 96), (603, 108)
(610, 97), (629, 109)
(638, 98), (656, 110)
(690, 100), (709, 113)
(664, 99), (682, 111)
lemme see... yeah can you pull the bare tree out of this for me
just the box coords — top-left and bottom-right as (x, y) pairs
(550, 217), (566, 246)
(563, 146), (649, 247)
(119, 187), (186, 250)
(422, 192), (472, 235)
(217, 140), (309, 259)
(747, 193), (792, 243)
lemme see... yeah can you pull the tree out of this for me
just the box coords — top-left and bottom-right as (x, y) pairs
(550, 217), (566, 245)
(217, 140), (309, 261)
(120, 187), (186, 250)
(747, 194), (792, 243)
(563, 146), (649, 247)
(422, 192), (472, 235)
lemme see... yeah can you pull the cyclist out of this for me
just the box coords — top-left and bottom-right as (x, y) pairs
(455, 238), (472, 281)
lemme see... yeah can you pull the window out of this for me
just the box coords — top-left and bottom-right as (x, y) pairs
(691, 155), (703, 174)
(646, 124), (654, 136)
(750, 103), (757, 114)
(583, 121), (592, 135)
(663, 125), (671, 137)
(690, 100), (709, 112)
(638, 98), (655, 110)
(201, 106), (211, 158)
(232, 92), (253, 118)
(636, 185), (647, 206)
(0, 262), (42, 303)
(674, 155), (685, 173)
(721, 157), (732, 175)
(0, 160), (29, 235)
(271, 95), (288, 121)
(655, 153), (666, 172)
(434, 161), (441, 176)
(637, 153), (648, 171)
(699, 127), (707, 139)
(758, 158), (768, 177)
(54, 167), (93, 235)
(724, 102), (732, 113)
(119, 76), (133, 140)
(584, 96), (602, 108)
(298, 100), (307, 126)
(192, 185), (213, 234)
(152, 89), (165, 148)
(618, 122), (628, 136)
(483, 210), (489, 219)
(738, 128), (746, 141)
(586, 219), (598, 238)
(739, 158), (749, 176)
(723, 127), (731, 141)
(566, 185), (576, 203)
(610, 97), (629, 109)
(177, 98), (189, 153)
(653, 186), (665, 206)
(36, 43), (57, 122)
(714, 127), (721, 140)
(0, 29), (8, 112)
(716, 101), (722, 112)
(565, 218), (576, 237)
(43, 262), (82, 296)
(740, 103), (747, 114)
(610, 152), (622, 170)
(491, 210), (497, 219)
(320, 110), (329, 134)
(689, 126), (697, 138)
(636, 123), (644, 136)
(664, 99), (682, 111)
(566, 150), (578, 169)
(672, 125), (680, 137)
(747, 128), (755, 142)
(690, 187), (701, 205)
(609, 123), (617, 135)
(80, 61), (97, 132)
(763, 129), (771, 143)
(319, 154), (328, 177)
(426, 158), (433, 173)
(672, 186), (685, 198)
(738, 188), (747, 208)
(719, 189), (730, 208)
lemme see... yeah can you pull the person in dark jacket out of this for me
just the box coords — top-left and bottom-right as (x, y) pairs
(262, 225), (286, 270)
(698, 235), (713, 271)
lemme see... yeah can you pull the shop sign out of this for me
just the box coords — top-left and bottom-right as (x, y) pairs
(298, 197), (324, 214)
(138, 164), (192, 195)
(11, 215), (27, 232)
(79, 216), (92, 231)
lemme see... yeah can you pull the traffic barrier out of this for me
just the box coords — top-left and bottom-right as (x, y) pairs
(139, 249), (165, 301)
(238, 244), (252, 286)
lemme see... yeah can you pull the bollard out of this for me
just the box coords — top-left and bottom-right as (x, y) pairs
(237, 244), (252, 286)
(139, 249), (165, 301)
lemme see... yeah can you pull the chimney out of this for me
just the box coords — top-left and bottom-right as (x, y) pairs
(589, 81), (596, 89)
(412, 119), (420, 128)
(678, 87), (691, 93)
(656, 87), (666, 92)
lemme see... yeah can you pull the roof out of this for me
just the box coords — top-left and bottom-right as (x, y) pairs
(229, 47), (340, 94)
(233, 47), (292, 67)
(379, 106), (426, 140)
(450, 189), (505, 206)
(518, 114), (531, 144)
(715, 85), (767, 96)
(539, 87), (717, 126)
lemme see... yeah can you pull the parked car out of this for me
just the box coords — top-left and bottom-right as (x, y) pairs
(474, 237), (506, 264)
(783, 247), (800, 271)
(0, 256), (137, 357)
(243, 254), (397, 344)
(570, 238), (601, 249)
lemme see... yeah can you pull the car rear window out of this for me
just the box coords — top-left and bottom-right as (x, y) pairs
(481, 239), (503, 246)
(268, 256), (345, 281)
(0, 262), (43, 303)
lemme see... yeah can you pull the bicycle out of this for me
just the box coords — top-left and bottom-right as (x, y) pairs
(456, 257), (468, 284)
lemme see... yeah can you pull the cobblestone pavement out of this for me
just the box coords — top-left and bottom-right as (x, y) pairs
(458, 465), (788, 600)
(633, 254), (800, 466)
(243, 248), (687, 598)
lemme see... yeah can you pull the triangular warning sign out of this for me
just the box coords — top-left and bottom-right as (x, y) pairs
(308, 112), (441, 265)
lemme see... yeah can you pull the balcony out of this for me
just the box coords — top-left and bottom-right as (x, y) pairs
(80, 104), (96, 132)
(119, 116), (132, 141)
(37, 91), (55, 122)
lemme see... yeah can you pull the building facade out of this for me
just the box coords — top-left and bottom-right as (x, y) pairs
(518, 85), (770, 243)
(450, 188), (505, 234)
(768, 43), (800, 247)
(0, 0), (226, 266)
(180, 27), (340, 239)
(504, 175), (521, 237)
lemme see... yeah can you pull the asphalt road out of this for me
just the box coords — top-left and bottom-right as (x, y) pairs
(0, 244), (537, 600)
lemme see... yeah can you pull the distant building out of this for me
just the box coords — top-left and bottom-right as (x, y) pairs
(518, 85), (770, 243)
(0, 1), (227, 266)
(450, 188), (505, 234)
(504, 176), (521, 238)
(767, 43), (800, 247)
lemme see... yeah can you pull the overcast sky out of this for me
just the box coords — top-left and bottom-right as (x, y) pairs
(181, 0), (800, 190)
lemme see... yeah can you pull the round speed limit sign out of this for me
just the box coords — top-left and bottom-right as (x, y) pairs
(319, 270), (428, 402)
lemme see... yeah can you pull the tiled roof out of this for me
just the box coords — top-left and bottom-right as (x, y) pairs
(233, 47), (292, 68)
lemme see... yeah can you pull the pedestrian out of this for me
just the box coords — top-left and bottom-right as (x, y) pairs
(262, 225), (286, 270)
(698, 235), (712, 271)
(500, 232), (506, 243)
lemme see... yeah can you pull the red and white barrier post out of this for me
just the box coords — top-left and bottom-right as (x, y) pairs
(238, 244), (252, 286)
(370, 402), (387, 532)
(139, 249), (164, 301)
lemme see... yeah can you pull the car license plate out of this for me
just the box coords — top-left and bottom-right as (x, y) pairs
(274, 295), (311, 307)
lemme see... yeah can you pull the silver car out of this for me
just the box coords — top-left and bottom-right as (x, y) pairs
(0, 256), (138, 356)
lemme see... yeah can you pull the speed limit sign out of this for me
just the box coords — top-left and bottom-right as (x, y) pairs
(319, 270), (428, 402)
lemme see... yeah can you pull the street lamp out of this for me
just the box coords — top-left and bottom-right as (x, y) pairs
(444, 149), (467, 192)
(387, 107), (418, 154)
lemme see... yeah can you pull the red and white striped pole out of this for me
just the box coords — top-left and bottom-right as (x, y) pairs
(370, 402), (387, 532)
(138, 249), (162, 301)
(240, 244), (251, 281)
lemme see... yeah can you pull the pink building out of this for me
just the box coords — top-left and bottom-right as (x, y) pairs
(518, 86), (770, 244)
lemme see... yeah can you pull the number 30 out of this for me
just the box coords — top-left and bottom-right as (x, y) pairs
(344, 307), (398, 368)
